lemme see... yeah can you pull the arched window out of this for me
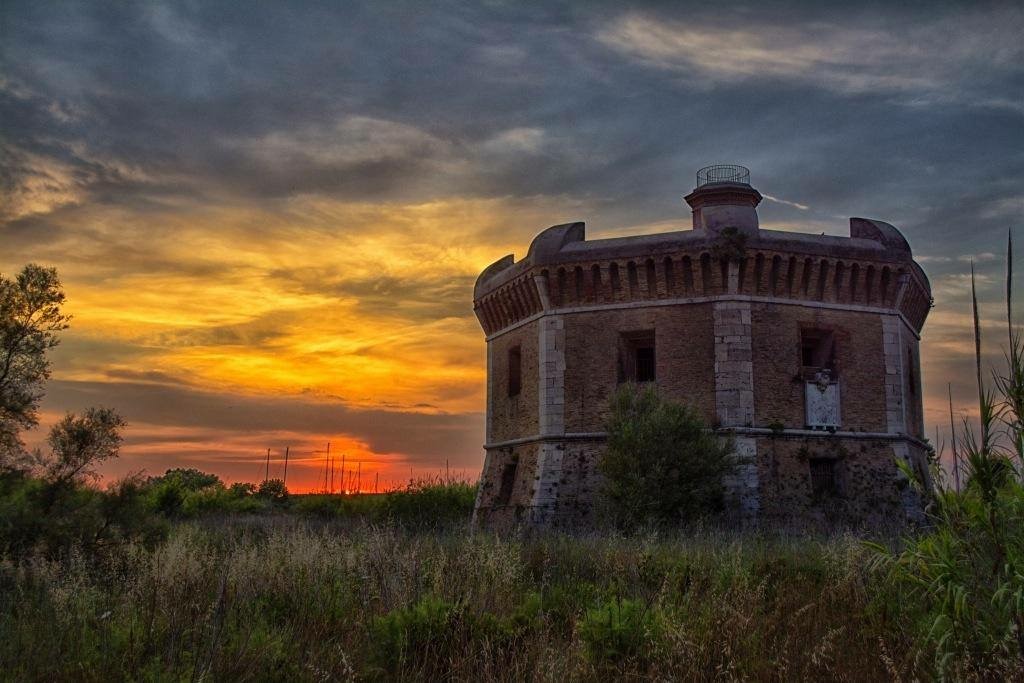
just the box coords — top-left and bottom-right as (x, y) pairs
(627, 261), (639, 293)
(817, 259), (829, 300)
(682, 256), (694, 293)
(786, 256), (797, 296)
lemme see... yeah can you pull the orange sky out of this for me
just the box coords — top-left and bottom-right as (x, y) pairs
(3, 2), (1022, 491)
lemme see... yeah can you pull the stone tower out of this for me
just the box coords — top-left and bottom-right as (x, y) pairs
(471, 165), (932, 529)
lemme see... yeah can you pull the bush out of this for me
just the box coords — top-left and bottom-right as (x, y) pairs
(579, 597), (660, 666)
(599, 384), (737, 528)
(369, 595), (462, 677)
(148, 468), (222, 491)
(0, 471), (165, 556)
(257, 478), (288, 503)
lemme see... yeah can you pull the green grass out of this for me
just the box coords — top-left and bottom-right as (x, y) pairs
(0, 517), (935, 682)
(2, 474), (1023, 680)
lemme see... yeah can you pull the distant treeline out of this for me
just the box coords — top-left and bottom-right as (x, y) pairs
(0, 467), (476, 557)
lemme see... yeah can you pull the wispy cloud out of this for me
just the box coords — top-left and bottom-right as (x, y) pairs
(595, 9), (1024, 106)
(761, 193), (810, 211)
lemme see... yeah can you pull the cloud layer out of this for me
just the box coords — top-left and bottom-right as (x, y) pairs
(2, 1), (1022, 486)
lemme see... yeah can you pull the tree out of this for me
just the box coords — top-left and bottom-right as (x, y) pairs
(150, 468), (223, 491)
(598, 384), (737, 528)
(0, 264), (70, 462)
(258, 478), (289, 502)
(44, 407), (126, 485)
(229, 481), (257, 497)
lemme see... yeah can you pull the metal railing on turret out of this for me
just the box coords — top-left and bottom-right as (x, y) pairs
(696, 164), (750, 186)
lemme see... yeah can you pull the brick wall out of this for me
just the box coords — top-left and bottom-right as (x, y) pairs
(754, 436), (924, 527)
(562, 303), (717, 431)
(751, 305), (888, 431)
(488, 320), (539, 443)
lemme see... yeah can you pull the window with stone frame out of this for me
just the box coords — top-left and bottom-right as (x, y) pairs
(618, 331), (656, 383)
(800, 327), (837, 380)
(809, 457), (839, 497)
(507, 345), (521, 397)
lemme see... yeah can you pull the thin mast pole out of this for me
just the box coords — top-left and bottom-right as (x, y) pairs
(283, 446), (289, 486)
(340, 452), (346, 493)
(265, 448), (270, 484)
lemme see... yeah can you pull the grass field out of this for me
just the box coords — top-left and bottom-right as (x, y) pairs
(0, 513), (930, 682)
(3, 474), (1024, 681)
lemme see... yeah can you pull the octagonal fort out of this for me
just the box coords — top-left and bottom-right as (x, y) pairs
(472, 165), (932, 529)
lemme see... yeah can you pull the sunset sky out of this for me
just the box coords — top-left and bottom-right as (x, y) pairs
(2, 1), (1023, 491)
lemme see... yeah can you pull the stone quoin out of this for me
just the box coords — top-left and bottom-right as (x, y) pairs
(471, 165), (933, 529)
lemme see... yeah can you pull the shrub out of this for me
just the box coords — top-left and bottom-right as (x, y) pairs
(369, 595), (462, 677)
(579, 597), (659, 666)
(148, 467), (222, 491)
(229, 482), (256, 497)
(599, 384), (737, 528)
(257, 478), (288, 503)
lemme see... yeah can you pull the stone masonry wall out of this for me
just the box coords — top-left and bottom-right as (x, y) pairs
(753, 435), (925, 527)
(714, 302), (754, 427)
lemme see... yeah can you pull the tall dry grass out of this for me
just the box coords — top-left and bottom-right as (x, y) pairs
(1, 518), (927, 681)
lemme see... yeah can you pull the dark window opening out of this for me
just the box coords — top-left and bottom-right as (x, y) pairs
(809, 458), (838, 497)
(507, 346), (522, 397)
(496, 457), (518, 506)
(800, 328), (837, 379)
(618, 332), (656, 383)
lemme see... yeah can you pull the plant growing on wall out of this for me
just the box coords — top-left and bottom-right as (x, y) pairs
(598, 384), (737, 528)
(710, 226), (748, 262)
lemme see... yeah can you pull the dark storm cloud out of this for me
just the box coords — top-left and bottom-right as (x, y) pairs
(4, 1), (1021, 233)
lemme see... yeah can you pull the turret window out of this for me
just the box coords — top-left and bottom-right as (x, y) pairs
(618, 331), (656, 383)
(800, 328), (837, 380)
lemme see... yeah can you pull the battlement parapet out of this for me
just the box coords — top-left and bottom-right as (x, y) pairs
(474, 217), (932, 338)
